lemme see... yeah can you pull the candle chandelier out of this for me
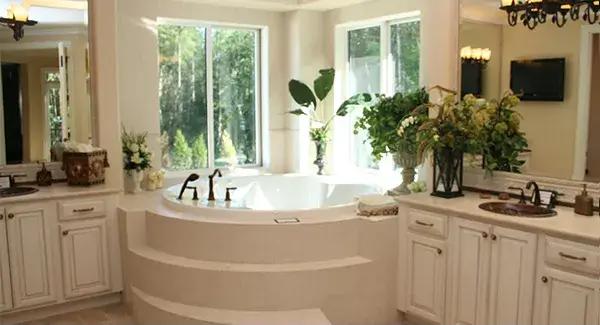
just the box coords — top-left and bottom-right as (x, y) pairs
(461, 46), (492, 65)
(500, 0), (600, 30)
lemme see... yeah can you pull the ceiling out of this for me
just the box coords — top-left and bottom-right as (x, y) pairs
(461, 0), (505, 25)
(178, 0), (375, 11)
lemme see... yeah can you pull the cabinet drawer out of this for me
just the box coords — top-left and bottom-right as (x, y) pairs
(59, 199), (106, 221)
(408, 209), (447, 238)
(544, 237), (600, 275)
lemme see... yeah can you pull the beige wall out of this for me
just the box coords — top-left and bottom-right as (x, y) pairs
(587, 34), (600, 181)
(500, 22), (581, 179)
(460, 21), (503, 99)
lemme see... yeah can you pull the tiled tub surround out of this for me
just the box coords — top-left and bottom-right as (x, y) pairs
(118, 185), (399, 325)
(0, 185), (123, 325)
(395, 193), (600, 325)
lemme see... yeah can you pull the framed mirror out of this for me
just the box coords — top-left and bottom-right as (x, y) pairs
(0, 0), (91, 179)
(459, 0), (600, 184)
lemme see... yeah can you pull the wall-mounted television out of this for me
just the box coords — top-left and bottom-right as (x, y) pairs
(510, 58), (565, 102)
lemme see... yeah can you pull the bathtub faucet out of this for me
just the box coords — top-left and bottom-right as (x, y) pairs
(178, 173), (200, 200)
(208, 169), (223, 201)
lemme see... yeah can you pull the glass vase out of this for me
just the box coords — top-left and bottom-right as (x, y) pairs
(313, 140), (327, 175)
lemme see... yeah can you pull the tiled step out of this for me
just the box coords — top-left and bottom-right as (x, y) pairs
(131, 286), (332, 325)
(144, 211), (361, 264)
(128, 245), (372, 311)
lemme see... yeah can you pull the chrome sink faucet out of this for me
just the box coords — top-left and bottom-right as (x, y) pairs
(208, 169), (222, 201)
(526, 181), (541, 206)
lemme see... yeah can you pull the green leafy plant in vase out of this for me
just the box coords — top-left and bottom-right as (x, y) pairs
(289, 68), (373, 175)
(353, 88), (430, 195)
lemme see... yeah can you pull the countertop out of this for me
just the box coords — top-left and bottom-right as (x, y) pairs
(0, 183), (121, 204)
(395, 192), (600, 246)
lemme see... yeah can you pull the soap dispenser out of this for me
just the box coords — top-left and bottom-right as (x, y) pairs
(575, 184), (594, 216)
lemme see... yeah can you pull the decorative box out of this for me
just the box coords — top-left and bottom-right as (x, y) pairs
(62, 150), (110, 186)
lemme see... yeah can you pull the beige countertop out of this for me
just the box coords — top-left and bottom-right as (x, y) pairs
(395, 192), (600, 246)
(0, 183), (121, 204)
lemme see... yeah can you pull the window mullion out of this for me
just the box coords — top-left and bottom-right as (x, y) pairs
(380, 21), (390, 96)
(206, 26), (216, 169)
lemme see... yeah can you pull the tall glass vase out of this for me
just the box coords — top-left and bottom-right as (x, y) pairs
(313, 140), (327, 175)
(432, 147), (464, 198)
(388, 152), (421, 196)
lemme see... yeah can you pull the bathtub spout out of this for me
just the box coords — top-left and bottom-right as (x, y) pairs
(208, 169), (222, 201)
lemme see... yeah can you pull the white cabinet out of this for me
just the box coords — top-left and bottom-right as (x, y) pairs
(535, 269), (598, 325)
(406, 233), (446, 324)
(5, 202), (58, 309)
(448, 218), (537, 325)
(0, 212), (12, 312)
(60, 219), (110, 299)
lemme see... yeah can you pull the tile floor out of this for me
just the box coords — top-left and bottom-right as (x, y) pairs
(19, 304), (133, 325)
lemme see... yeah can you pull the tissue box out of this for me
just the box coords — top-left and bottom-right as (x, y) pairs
(62, 150), (110, 186)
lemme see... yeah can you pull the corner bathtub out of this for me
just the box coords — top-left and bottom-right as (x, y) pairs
(162, 174), (382, 223)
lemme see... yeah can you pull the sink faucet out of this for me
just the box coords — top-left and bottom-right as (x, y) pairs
(178, 174), (200, 200)
(208, 169), (222, 201)
(526, 181), (541, 206)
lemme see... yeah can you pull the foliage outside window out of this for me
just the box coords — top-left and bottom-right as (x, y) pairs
(158, 23), (260, 171)
(346, 18), (421, 170)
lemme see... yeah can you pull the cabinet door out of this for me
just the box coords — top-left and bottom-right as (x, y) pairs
(448, 218), (491, 325)
(406, 233), (446, 324)
(0, 214), (12, 312)
(6, 204), (57, 308)
(535, 269), (598, 325)
(487, 226), (537, 325)
(60, 219), (110, 298)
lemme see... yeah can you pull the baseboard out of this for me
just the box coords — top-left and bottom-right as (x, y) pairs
(0, 292), (123, 325)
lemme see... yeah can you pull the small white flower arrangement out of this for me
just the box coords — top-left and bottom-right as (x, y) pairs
(122, 129), (152, 174)
(396, 116), (418, 137)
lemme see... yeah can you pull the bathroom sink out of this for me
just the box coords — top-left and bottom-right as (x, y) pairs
(479, 202), (557, 218)
(0, 187), (39, 198)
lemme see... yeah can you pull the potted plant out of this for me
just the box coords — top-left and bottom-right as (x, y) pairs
(122, 129), (152, 194)
(353, 88), (429, 195)
(289, 68), (372, 175)
(417, 90), (481, 198)
(473, 92), (529, 174)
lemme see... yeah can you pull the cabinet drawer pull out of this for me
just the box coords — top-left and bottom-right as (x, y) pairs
(7, 214), (14, 219)
(559, 252), (587, 262)
(437, 248), (443, 255)
(541, 276), (548, 283)
(0, 214), (3, 220)
(482, 232), (488, 239)
(491, 234), (497, 241)
(62, 230), (69, 236)
(73, 207), (95, 213)
(415, 220), (434, 227)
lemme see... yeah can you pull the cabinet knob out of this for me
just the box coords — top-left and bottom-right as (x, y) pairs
(7, 214), (14, 219)
(541, 276), (548, 283)
(437, 248), (443, 255)
(0, 214), (3, 220)
(62, 230), (69, 236)
(491, 234), (497, 241)
(482, 232), (489, 239)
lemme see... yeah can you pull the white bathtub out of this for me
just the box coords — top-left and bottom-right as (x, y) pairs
(162, 174), (381, 219)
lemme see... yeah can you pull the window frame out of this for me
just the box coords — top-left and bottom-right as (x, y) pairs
(157, 19), (265, 171)
(333, 12), (422, 175)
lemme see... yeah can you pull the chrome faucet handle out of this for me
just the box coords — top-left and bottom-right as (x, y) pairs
(508, 186), (527, 204)
(225, 187), (238, 202)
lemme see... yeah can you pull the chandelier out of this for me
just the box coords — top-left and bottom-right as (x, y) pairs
(461, 47), (492, 65)
(0, 3), (37, 41)
(500, 0), (600, 29)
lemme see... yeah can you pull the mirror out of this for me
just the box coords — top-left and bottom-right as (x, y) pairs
(0, 0), (91, 165)
(460, 0), (599, 182)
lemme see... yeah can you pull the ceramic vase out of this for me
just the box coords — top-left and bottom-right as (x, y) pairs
(314, 140), (327, 175)
(124, 170), (143, 194)
(432, 147), (464, 199)
(388, 152), (421, 196)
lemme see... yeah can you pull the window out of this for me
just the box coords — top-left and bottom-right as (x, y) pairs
(42, 69), (63, 161)
(345, 17), (421, 170)
(158, 23), (261, 171)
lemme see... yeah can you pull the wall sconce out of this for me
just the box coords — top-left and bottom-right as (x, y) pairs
(461, 46), (492, 65)
(0, 3), (37, 41)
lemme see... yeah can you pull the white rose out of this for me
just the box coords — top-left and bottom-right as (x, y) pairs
(131, 153), (142, 164)
(129, 143), (140, 153)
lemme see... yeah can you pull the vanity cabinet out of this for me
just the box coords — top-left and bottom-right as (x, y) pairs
(60, 219), (110, 299)
(0, 212), (12, 312)
(5, 202), (58, 309)
(448, 218), (537, 325)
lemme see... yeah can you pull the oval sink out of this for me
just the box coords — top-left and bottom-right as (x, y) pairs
(479, 202), (557, 218)
(0, 187), (39, 198)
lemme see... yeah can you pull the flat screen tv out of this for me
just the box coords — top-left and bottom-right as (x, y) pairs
(510, 58), (565, 101)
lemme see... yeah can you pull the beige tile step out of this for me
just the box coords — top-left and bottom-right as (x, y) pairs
(132, 286), (332, 325)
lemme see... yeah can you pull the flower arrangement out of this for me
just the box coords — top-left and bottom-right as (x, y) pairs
(472, 92), (528, 173)
(353, 88), (429, 161)
(122, 129), (152, 174)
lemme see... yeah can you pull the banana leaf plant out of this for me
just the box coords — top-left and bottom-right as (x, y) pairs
(288, 68), (374, 143)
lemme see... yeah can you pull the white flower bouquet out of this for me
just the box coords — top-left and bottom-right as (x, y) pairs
(122, 129), (152, 174)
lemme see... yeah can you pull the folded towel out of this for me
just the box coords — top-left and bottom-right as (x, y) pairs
(357, 194), (398, 217)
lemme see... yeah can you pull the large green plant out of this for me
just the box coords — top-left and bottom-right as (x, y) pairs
(353, 88), (429, 161)
(289, 69), (372, 142)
